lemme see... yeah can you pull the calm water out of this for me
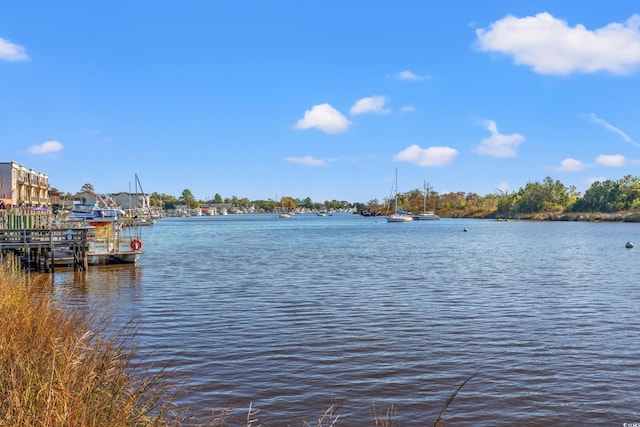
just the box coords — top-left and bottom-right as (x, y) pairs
(52, 214), (640, 426)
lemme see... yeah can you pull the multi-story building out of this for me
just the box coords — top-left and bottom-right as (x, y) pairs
(0, 161), (50, 208)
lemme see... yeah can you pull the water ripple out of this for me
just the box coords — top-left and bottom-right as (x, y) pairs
(53, 215), (640, 426)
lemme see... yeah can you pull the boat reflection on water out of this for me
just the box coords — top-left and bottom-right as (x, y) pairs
(49, 265), (144, 310)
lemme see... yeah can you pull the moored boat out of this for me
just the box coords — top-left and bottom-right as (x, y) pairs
(63, 200), (143, 265)
(387, 169), (413, 223)
(413, 181), (440, 220)
(413, 212), (440, 220)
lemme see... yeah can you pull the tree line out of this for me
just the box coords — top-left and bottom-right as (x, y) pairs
(148, 189), (354, 212)
(369, 175), (640, 217)
(58, 174), (640, 217)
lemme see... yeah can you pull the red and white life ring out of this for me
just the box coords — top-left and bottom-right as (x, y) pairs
(130, 238), (143, 251)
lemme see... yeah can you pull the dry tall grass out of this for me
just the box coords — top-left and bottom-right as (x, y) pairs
(0, 256), (181, 426)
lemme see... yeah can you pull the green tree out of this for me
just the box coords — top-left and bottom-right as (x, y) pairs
(575, 180), (617, 212)
(80, 183), (95, 194)
(300, 197), (313, 209)
(213, 193), (223, 204)
(496, 191), (517, 216)
(575, 175), (640, 213)
(512, 177), (573, 214)
(180, 189), (197, 209)
(618, 175), (640, 210)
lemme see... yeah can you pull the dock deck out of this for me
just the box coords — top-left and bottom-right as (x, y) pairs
(0, 228), (91, 272)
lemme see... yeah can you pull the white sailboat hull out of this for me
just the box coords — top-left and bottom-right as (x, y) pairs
(413, 212), (440, 220)
(387, 214), (413, 223)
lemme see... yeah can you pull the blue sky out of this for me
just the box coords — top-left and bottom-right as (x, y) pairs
(2, 2), (640, 203)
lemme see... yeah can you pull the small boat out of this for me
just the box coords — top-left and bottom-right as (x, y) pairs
(413, 181), (440, 220)
(626, 241), (634, 248)
(414, 212), (440, 220)
(387, 169), (413, 223)
(275, 193), (291, 218)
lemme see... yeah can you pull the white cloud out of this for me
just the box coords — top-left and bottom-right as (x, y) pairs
(497, 182), (510, 194)
(596, 154), (625, 167)
(294, 103), (351, 134)
(588, 113), (638, 145)
(396, 70), (431, 81)
(476, 12), (640, 75)
(284, 156), (328, 167)
(558, 157), (586, 172)
(400, 105), (415, 113)
(394, 144), (458, 167)
(28, 140), (63, 154)
(0, 37), (28, 61)
(474, 119), (524, 158)
(350, 96), (391, 115)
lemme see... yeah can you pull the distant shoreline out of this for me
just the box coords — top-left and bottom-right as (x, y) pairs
(363, 209), (640, 222)
(487, 211), (640, 222)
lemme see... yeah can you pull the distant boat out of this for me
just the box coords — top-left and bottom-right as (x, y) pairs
(413, 181), (440, 220)
(275, 193), (291, 218)
(414, 212), (439, 220)
(68, 202), (121, 225)
(387, 169), (413, 223)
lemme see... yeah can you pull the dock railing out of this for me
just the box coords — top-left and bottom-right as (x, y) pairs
(0, 227), (89, 272)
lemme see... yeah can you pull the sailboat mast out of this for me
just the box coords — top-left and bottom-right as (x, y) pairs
(422, 181), (433, 213)
(394, 169), (398, 212)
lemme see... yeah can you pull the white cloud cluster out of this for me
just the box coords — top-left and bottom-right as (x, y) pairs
(284, 156), (328, 167)
(294, 103), (352, 134)
(291, 72), (438, 168)
(393, 145), (458, 167)
(294, 95), (393, 135)
(396, 70), (431, 81)
(476, 12), (640, 75)
(475, 120), (524, 158)
(294, 70), (429, 135)
(596, 154), (625, 167)
(558, 154), (625, 171)
(558, 158), (586, 172)
(0, 37), (28, 61)
(28, 140), (63, 154)
(350, 96), (391, 115)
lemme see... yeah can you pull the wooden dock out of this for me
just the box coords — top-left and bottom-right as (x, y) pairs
(0, 228), (90, 272)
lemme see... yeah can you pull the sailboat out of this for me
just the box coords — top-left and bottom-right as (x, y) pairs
(413, 181), (440, 220)
(275, 194), (291, 218)
(387, 169), (413, 223)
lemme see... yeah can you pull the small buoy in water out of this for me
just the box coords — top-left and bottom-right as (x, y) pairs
(626, 241), (634, 248)
(463, 228), (468, 232)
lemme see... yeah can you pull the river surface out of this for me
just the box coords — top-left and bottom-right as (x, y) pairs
(51, 214), (640, 426)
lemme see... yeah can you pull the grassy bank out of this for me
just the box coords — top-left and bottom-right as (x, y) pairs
(0, 256), (181, 426)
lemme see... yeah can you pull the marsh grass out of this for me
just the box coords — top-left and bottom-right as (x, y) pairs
(0, 256), (182, 426)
